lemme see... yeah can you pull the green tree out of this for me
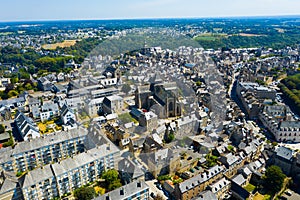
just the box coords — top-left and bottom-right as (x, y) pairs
(35, 57), (57, 70)
(7, 90), (18, 98)
(101, 169), (122, 191)
(165, 130), (175, 143)
(101, 169), (119, 183)
(262, 165), (286, 193)
(25, 83), (33, 90)
(196, 81), (202, 87)
(0, 124), (5, 133)
(73, 186), (96, 200)
(11, 77), (19, 84)
(108, 180), (122, 190)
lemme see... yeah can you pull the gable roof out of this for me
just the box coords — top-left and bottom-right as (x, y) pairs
(232, 174), (246, 185)
(118, 158), (144, 180)
(61, 104), (74, 116)
(275, 146), (294, 161)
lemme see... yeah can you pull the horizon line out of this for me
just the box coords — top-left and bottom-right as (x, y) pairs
(1, 14), (300, 23)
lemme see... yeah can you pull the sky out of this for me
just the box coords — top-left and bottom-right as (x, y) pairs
(1, 0), (300, 21)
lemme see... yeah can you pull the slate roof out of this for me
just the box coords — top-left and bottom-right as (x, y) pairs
(0, 172), (19, 195)
(61, 104), (74, 116)
(95, 181), (149, 200)
(211, 177), (230, 193)
(178, 165), (225, 193)
(0, 97), (25, 106)
(193, 190), (218, 200)
(13, 127), (87, 155)
(232, 174), (246, 185)
(22, 165), (53, 188)
(41, 101), (59, 112)
(51, 143), (119, 176)
(275, 146), (294, 161)
(14, 111), (39, 138)
(118, 158), (144, 180)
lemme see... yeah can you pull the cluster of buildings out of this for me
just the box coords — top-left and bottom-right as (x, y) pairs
(236, 81), (276, 119)
(0, 39), (299, 200)
(259, 105), (300, 142)
(0, 126), (121, 200)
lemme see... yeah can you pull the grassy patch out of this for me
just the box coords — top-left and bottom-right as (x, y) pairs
(244, 183), (256, 192)
(118, 113), (138, 124)
(194, 33), (227, 41)
(253, 193), (271, 200)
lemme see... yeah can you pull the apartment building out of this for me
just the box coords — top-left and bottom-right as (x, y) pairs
(21, 141), (120, 200)
(0, 127), (87, 173)
(51, 144), (119, 197)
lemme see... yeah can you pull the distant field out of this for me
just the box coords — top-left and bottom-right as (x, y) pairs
(0, 32), (13, 36)
(194, 33), (227, 41)
(274, 28), (285, 33)
(238, 33), (265, 37)
(42, 40), (77, 50)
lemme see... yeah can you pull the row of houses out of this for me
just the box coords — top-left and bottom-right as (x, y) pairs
(236, 81), (276, 119)
(259, 105), (300, 142)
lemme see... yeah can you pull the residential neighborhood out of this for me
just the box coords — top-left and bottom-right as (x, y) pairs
(0, 16), (300, 200)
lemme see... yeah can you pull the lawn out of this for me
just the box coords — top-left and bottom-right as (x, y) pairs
(244, 183), (256, 192)
(194, 33), (227, 41)
(253, 193), (271, 200)
(118, 113), (138, 124)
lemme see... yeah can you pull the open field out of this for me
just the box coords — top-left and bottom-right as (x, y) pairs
(194, 33), (228, 41)
(274, 28), (285, 33)
(238, 33), (265, 37)
(0, 32), (13, 36)
(42, 40), (77, 50)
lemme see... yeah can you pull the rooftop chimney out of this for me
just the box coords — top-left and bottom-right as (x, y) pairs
(120, 188), (125, 195)
(137, 181), (141, 188)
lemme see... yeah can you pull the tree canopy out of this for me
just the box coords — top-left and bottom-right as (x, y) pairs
(262, 165), (286, 193)
(0, 124), (5, 134)
(101, 169), (122, 191)
(73, 186), (96, 200)
(279, 73), (300, 116)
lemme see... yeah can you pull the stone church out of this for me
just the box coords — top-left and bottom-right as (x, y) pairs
(135, 74), (182, 119)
